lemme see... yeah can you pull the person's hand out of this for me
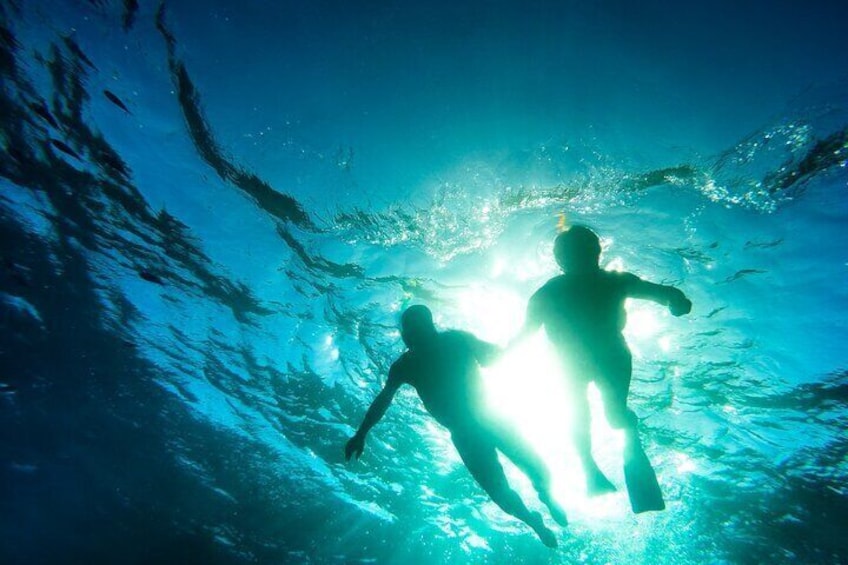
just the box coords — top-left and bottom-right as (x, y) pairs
(669, 295), (692, 317)
(345, 433), (365, 461)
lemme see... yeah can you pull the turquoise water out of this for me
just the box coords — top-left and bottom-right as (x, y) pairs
(1, 1), (846, 563)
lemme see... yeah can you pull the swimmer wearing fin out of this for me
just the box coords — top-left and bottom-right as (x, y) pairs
(511, 225), (691, 513)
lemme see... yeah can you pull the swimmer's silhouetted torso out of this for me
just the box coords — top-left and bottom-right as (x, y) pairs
(389, 330), (491, 431)
(529, 270), (636, 378)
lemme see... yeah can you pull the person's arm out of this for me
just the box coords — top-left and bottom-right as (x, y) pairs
(345, 366), (403, 460)
(468, 334), (503, 367)
(624, 273), (692, 316)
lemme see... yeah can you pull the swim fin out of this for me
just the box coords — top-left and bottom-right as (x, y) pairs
(623, 451), (665, 514)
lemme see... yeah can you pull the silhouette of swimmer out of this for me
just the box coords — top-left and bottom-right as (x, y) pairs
(345, 305), (566, 547)
(512, 225), (691, 513)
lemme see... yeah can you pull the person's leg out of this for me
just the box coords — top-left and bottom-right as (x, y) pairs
(567, 379), (616, 496)
(485, 418), (568, 527)
(595, 355), (639, 454)
(452, 431), (557, 548)
(597, 356), (665, 513)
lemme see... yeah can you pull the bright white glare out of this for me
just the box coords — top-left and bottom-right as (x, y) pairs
(483, 334), (570, 464)
(623, 301), (677, 359)
(624, 304), (662, 339)
(490, 256), (507, 278)
(450, 285), (525, 344)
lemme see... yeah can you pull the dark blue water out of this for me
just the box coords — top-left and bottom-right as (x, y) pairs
(1, 1), (846, 563)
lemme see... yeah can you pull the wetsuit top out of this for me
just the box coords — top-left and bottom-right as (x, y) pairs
(387, 330), (498, 432)
(528, 270), (637, 375)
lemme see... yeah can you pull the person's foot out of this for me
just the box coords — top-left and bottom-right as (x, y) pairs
(527, 512), (558, 548)
(539, 493), (569, 527)
(586, 469), (617, 497)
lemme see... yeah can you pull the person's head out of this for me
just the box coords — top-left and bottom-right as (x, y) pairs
(553, 225), (601, 272)
(401, 304), (437, 350)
